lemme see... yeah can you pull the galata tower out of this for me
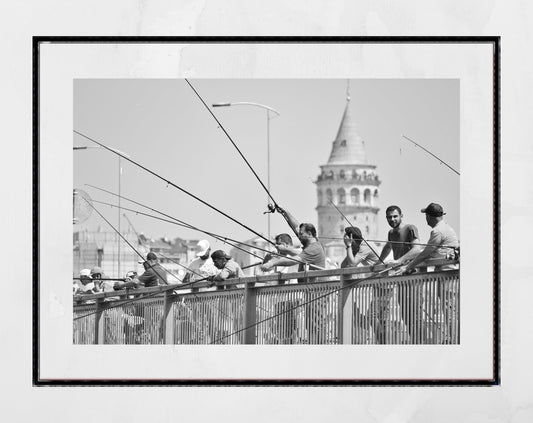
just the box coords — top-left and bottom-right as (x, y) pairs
(315, 86), (381, 266)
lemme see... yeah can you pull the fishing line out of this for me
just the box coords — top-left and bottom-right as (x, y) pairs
(318, 235), (459, 250)
(92, 199), (264, 263)
(401, 135), (460, 176)
(210, 263), (405, 344)
(73, 130), (275, 247)
(184, 79), (279, 209)
(86, 185), (320, 269)
(78, 198), (245, 323)
(80, 197), (206, 283)
(93, 198), (320, 271)
(329, 201), (386, 266)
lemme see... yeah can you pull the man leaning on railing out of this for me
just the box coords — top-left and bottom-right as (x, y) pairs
(400, 203), (460, 344)
(260, 206), (326, 282)
(209, 250), (245, 290)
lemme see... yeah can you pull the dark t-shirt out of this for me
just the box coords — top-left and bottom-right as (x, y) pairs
(138, 263), (169, 287)
(297, 241), (326, 271)
(388, 224), (419, 260)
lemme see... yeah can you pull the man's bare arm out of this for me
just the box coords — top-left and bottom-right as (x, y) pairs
(404, 244), (437, 271)
(396, 239), (422, 264)
(276, 206), (300, 238)
(379, 242), (392, 262)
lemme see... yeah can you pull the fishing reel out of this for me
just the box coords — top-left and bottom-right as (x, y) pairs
(263, 203), (277, 215)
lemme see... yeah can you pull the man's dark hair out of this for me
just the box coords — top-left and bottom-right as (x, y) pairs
(299, 223), (317, 238)
(344, 226), (363, 240)
(275, 233), (293, 246)
(385, 205), (402, 215)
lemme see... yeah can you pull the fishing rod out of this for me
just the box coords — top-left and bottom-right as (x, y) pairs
(318, 235), (459, 250)
(210, 262), (404, 344)
(74, 203), (237, 322)
(184, 79), (280, 217)
(73, 129), (275, 247)
(80, 197), (207, 285)
(73, 270), (220, 322)
(92, 198), (264, 263)
(86, 184), (319, 269)
(401, 135), (460, 176)
(73, 277), (126, 281)
(87, 184), (267, 262)
(92, 198), (320, 270)
(329, 201), (386, 266)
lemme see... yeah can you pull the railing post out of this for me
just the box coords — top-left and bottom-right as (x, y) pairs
(162, 289), (175, 344)
(337, 274), (354, 344)
(243, 281), (257, 344)
(94, 298), (105, 345)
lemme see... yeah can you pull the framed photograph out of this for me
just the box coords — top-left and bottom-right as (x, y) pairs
(34, 37), (499, 385)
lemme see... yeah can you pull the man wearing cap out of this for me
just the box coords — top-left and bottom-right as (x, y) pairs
(90, 266), (113, 293)
(183, 240), (218, 286)
(210, 250), (245, 290)
(403, 203), (459, 273)
(135, 252), (169, 287)
(74, 269), (97, 302)
(403, 203), (459, 344)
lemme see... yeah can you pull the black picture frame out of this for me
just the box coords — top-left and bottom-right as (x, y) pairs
(33, 36), (500, 386)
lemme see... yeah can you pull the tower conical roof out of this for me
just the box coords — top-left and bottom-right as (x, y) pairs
(327, 96), (368, 165)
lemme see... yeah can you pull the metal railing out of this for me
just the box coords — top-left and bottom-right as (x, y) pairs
(73, 259), (459, 345)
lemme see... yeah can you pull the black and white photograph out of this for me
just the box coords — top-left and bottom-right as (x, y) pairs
(35, 39), (497, 385)
(72, 78), (460, 347)
(5, 0), (532, 420)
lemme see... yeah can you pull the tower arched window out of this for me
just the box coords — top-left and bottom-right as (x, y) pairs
(364, 189), (371, 204)
(365, 226), (369, 235)
(337, 188), (345, 205)
(317, 190), (323, 206)
(326, 188), (333, 204)
(350, 188), (360, 205)
(339, 169), (345, 179)
(373, 189), (379, 205)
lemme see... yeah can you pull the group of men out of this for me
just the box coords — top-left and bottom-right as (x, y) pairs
(256, 201), (458, 279)
(341, 201), (459, 274)
(75, 200), (458, 294)
(74, 252), (170, 296)
(177, 200), (458, 289)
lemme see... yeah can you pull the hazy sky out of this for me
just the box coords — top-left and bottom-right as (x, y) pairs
(74, 79), (459, 250)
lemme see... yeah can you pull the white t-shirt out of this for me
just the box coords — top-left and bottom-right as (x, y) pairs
(186, 256), (218, 281)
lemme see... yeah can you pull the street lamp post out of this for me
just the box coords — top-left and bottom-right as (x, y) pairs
(74, 145), (130, 278)
(211, 102), (280, 241)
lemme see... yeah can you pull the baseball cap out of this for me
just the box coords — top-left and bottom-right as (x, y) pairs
(195, 239), (210, 257)
(421, 203), (446, 217)
(138, 252), (158, 263)
(80, 268), (91, 277)
(211, 250), (230, 260)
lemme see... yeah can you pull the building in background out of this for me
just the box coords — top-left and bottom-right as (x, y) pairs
(73, 228), (143, 278)
(73, 228), (198, 282)
(315, 90), (381, 266)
